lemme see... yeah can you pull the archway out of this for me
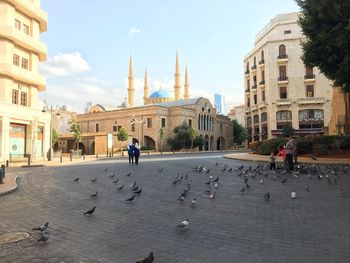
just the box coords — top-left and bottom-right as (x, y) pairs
(144, 136), (156, 150)
(199, 135), (204, 151)
(216, 136), (226, 150)
(132, 138), (139, 145)
(204, 135), (209, 151)
(78, 142), (86, 155)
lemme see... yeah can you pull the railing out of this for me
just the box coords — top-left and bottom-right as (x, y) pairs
(251, 65), (257, 70)
(298, 97), (325, 104)
(276, 98), (292, 105)
(277, 54), (288, 59)
(304, 74), (315, 79)
(278, 76), (288, 81)
(245, 88), (250, 93)
(259, 60), (265, 65)
(251, 84), (257, 89)
(245, 70), (250, 74)
(259, 80), (265, 85)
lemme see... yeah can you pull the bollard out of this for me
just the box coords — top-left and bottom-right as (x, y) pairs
(148, 150), (150, 156)
(0, 168), (3, 184)
(1, 165), (5, 178)
(70, 153), (72, 162)
(6, 160), (9, 167)
(83, 154), (86, 160)
(60, 156), (63, 163)
(27, 155), (31, 166)
(96, 153), (98, 159)
(112, 148), (114, 157)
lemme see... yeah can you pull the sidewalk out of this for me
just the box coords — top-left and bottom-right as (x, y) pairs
(224, 152), (350, 165)
(0, 173), (18, 196)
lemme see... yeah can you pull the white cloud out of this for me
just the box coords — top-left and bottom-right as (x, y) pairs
(40, 52), (90, 77)
(128, 26), (142, 37)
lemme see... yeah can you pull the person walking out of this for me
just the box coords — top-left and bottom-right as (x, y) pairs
(134, 143), (141, 165)
(285, 136), (297, 173)
(276, 146), (287, 170)
(127, 143), (135, 164)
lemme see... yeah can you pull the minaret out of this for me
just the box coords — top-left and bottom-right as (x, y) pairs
(127, 56), (135, 107)
(174, 51), (181, 100)
(184, 65), (190, 100)
(143, 69), (149, 105)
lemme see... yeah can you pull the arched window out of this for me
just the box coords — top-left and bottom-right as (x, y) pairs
(246, 62), (249, 73)
(253, 57), (256, 66)
(246, 117), (252, 127)
(198, 114), (201, 130)
(253, 115), (259, 124)
(95, 123), (100, 132)
(276, 110), (292, 121)
(261, 50), (264, 61)
(261, 112), (267, 122)
(278, 44), (286, 58)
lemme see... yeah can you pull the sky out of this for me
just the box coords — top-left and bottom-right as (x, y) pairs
(39, 0), (300, 114)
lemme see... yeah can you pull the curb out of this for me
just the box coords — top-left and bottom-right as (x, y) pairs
(0, 175), (19, 196)
(21, 165), (45, 168)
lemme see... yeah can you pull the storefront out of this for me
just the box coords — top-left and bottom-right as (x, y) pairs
(9, 123), (26, 158)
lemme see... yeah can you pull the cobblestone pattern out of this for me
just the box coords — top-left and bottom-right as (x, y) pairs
(0, 153), (349, 263)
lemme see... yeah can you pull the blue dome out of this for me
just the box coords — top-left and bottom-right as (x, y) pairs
(149, 90), (172, 98)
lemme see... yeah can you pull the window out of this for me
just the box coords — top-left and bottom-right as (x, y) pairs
(95, 123), (100, 132)
(306, 85), (314, 97)
(252, 57), (256, 67)
(117, 125), (122, 131)
(247, 79), (250, 89)
(262, 90), (265, 102)
(261, 112), (267, 122)
(12, 90), (19, 104)
(305, 66), (314, 79)
(113, 126), (118, 132)
(276, 111), (292, 121)
(14, 19), (21, 30)
(284, 30), (291, 34)
(253, 115), (259, 124)
(20, 92), (27, 106)
(247, 97), (250, 107)
(161, 117), (166, 128)
(253, 75), (257, 87)
(131, 123), (135, 132)
(279, 44), (286, 56)
(21, 58), (28, 70)
(147, 118), (152, 128)
(245, 62), (249, 73)
(23, 24), (29, 35)
(246, 117), (252, 126)
(279, 86), (287, 99)
(261, 50), (264, 61)
(188, 119), (192, 127)
(279, 65), (287, 80)
(254, 94), (257, 105)
(261, 70), (265, 81)
(299, 109), (324, 121)
(13, 54), (20, 66)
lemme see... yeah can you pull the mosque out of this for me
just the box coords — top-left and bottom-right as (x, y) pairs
(58, 53), (233, 154)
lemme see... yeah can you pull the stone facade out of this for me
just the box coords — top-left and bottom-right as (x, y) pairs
(227, 104), (245, 126)
(244, 12), (333, 142)
(0, 0), (50, 162)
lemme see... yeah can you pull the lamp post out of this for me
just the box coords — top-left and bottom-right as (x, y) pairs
(130, 116), (147, 146)
(42, 101), (60, 161)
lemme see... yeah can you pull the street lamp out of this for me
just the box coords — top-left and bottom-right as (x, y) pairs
(42, 101), (60, 161)
(130, 116), (147, 146)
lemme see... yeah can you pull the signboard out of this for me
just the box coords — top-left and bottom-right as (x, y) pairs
(9, 123), (26, 156)
(107, 133), (113, 149)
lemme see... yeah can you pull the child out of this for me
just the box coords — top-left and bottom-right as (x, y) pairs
(276, 145), (287, 170)
(269, 151), (276, 171)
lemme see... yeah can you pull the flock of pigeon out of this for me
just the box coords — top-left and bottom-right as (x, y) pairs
(30, 159), (348, 262)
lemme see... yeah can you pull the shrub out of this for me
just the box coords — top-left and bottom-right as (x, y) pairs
(314, 143), (328, 155)
(338, 136), (350, 149)
(141, 146), (154, 151)
(249, 141), (262, 152)
(258, 138), (287, 155)
(296, 137), (313, 154)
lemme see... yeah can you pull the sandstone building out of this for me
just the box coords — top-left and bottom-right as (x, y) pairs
(0, 0), (50, 162)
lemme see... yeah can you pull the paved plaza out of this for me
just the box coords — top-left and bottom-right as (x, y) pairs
(0, 152), (350, 263)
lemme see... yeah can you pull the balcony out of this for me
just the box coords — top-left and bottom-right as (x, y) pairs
(278, 76), (289, 85)
(251, 104), (258, 111)
(251, 84), (257, 90)
(259, 80), (265, 87)
(245, 70), (250, 75)
(245, 107), (251, 114)
(272, 128), (324, 136)
(298, 97), (326, 105)
(277, 54), (288, 64)
(258, 101), (267, 109)
(245, 88), (250, 94)
(304, 74), (316, 83)
(276, 98), (292, 106)
(258, 60), (265, 65)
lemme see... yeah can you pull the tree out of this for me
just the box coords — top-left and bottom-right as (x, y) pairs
(69, 119), (82, 150)
(52, 128), (59, 147)
(117, 128), (128, 142)
(282, 125), (295, 138)
(189, 127), (198, 149)
(167, 123), (193, 150)
(232, 119), (248, 145)
(159, 128), (164, 153)
(296, 0), (350, 92)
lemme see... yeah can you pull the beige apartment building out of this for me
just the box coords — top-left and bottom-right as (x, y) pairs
(227, 104), (245, 126)
(243, 12), (333, 142)
(59, 54), (233, 154)
(0, 0), (50, 162)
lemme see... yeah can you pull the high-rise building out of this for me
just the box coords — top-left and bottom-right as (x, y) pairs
(0, 0), (50, 161)
(244, 13), (333, 142)
(214, 94), (225, 115)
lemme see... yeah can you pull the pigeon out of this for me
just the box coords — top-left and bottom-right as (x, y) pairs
(83, 206), (96, 215)
(305, 184), (310, 192)
(91, 178), (97, 183)
(260, 179), (264, 184)
(158, 168), (163, 172)
(214, 182), (218, 188)
(191, 198), (197, 207)
(117, 184), (124, 190)
(130, 181), (137, 187)
(215, 162), (219, 167)
(240, 186), (246, 193)
(317, 174), (322, 180)
(178, 195), (185, 201)
(90, 191), (98, 198)
(131, 185), (139, 191)
(340, 189), (345, 197)
(125, 195), (136, 202)
(176, 218), (189, 229)
(205, 180), (211, 185)
(246, 183), (250, 189)
(185, 174), (188, 180)
(112, 179), (119, 184)
(110, 174), (115, 178)
(136, 252), (154, 263)
(291, 192), (297, 199)
(204, 187), (212, 193)
(281, 178), (287, 184)
(104, 168), (108, 172)
(134, 188), (142, 194)
(213, 176), (219, 183)
(32, 222), (49, 232)
(73, 177), (79, 182)
(264, 192), (270, 201)
(37, 232), (49, 243)
(209, 175), (213, 179)
(309, 155), (318, 161)
(209, 191), (216, 199)
(125, 172), (131, 177)
(221, 168), (226, 172)
(228, 168), (233, 172)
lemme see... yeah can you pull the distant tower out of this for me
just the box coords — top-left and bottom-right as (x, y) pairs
(128, 56), (135, 107)
(174, 51), (181, 100)
(184, 65), (190, 100)
(143, 69), (149, 105)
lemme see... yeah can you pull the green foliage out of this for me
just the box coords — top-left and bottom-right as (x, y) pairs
(232, 119), (248, 145)
(52, 128), (59, 145)
(193, 136), (205, 148)
(296, 137), (313, 154)
(249, 141), (262, 152)
(282, 125), (294, 138)
(258, 138), (288, 155)
(117, 128), (128, 142)
(314, 144), (328, 155)
(296, 0), (350, 92)
(168, 123), (195, 150)
(141, 146), (154, 151)
(69, 119), (82, 150)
